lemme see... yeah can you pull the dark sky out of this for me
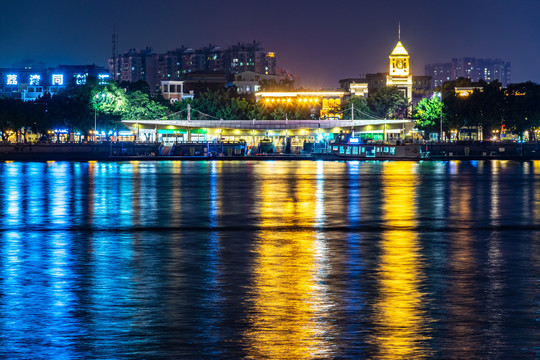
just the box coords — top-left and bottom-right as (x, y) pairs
(1, 0), (539, 88)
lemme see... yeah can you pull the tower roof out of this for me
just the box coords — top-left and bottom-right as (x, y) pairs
(391, 41), (409, 56)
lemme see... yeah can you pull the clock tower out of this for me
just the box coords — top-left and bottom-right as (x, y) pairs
(386, 26), (413, 106)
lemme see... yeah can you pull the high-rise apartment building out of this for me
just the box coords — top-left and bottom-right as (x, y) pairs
(425, 58), (511, 87)
(108, 41), (278, 93)
(108, 47), (153, 84)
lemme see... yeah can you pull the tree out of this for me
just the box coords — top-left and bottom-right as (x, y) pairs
(439, 78), (474, 139)
(124, 91), (169, 120)
(367, 86), (409, 118)
(504, 82), (540, 140)
(466, 80), (504, 140)
(341, 96), (371, 120)
(413, 93), (443, 138)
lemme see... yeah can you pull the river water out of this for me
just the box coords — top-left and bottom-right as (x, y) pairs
(0, 160), (538, 359)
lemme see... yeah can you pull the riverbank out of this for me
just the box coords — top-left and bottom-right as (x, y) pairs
(1, 142), (540, 161)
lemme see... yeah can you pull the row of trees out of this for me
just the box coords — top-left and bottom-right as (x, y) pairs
(414, 79), (540, 140)
(1, 75), (539, 142)
(173, 85), (411, 121)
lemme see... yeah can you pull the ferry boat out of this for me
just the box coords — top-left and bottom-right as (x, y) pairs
(323, 142), (429, 160)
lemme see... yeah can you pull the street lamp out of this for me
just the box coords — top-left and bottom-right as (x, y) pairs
(94, 93), (105, 142)
(94, 105), (97, 142)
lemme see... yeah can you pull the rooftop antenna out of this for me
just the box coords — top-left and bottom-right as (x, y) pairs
(398, 22), (401, 41)
(112, 26), (118, 80)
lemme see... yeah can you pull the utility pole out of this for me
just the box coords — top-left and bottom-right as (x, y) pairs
(351, 102), (355, 138)
(440, 95), (443, 142)
(187, 104), (191, 142)
(112, 28), (118, 81)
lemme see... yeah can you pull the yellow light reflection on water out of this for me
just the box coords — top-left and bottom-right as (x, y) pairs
(372, 161), (431, 359)
(446, 164), (479, 356)
(245, 162), (332, 360)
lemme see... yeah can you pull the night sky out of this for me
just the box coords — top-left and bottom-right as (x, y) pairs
(1, 0), (539, 88)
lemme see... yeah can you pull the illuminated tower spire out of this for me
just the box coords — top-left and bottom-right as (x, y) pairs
(387, 22), (412, 106)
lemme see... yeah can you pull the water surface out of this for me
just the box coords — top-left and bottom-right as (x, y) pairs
(0, 160), (539, 359)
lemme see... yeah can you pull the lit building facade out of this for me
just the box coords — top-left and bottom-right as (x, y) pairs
(340, 36), (429, 104)
(255, 91), (346, 119)
(233, 71), (281, 94)
(160, 81), (193, 103)
(386, 40), (413, 104)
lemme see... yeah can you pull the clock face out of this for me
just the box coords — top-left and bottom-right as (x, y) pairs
(397, 60), (404, 69)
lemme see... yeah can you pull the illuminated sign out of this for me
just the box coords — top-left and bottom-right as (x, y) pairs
(7, 74), (17, 85)
(52, 74), (64, 85)
(98, 74), (110, 84)
(29, 74), (41, 85)
(75, 74), (87, 85)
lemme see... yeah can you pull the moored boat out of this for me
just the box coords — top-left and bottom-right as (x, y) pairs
(319, 142), (428, 160)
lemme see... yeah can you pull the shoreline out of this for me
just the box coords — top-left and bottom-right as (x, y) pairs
(1, 142), (540, 162)
(2, 154), (540, 162)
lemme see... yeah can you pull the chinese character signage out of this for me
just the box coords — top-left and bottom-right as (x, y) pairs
(30, 74), (41, 85)
(52, 74), (63, 85)
(75, 74), (87, 85)
(98, 74), (110, 84)
(7, 74), (17, 85)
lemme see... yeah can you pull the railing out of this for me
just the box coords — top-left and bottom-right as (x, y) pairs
(122, 118), (413, 130)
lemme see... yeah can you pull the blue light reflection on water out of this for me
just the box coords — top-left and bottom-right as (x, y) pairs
(0, 160), (539, 359)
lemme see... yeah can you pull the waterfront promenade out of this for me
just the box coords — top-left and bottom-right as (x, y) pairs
(1, 141), (540, 161)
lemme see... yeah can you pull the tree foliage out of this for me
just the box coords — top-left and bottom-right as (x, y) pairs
(341, 96), (371, 120)
(3, 77), (540, 142)
(413, 94), (443, 136)
(435, 78), (540, 140)
(367, 86), (409, 118)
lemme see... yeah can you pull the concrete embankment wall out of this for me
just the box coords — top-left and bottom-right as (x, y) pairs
(426, 142), (540, 159)
(0, 143), (159, 161)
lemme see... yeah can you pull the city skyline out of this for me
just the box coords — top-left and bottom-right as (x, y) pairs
(1, 0), (539, 88)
